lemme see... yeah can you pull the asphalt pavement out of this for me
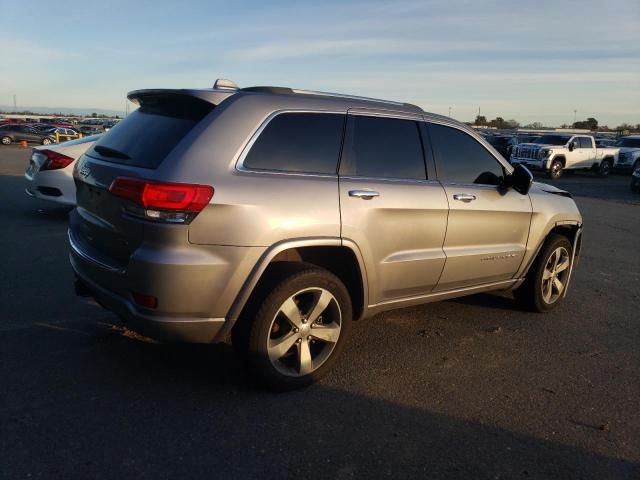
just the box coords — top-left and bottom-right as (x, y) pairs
(1, 145), (639, 479)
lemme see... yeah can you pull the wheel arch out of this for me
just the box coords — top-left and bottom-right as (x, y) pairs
(519, 222), (582, 280)
(217, 238), (369, 341)
(552, 155), (566, 167)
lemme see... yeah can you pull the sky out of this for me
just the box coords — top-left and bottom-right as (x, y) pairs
(0, 0), (638, 126)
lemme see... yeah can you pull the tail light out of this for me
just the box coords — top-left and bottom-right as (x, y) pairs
(109, 177), (214, 223)
(38, 150), (74, 171)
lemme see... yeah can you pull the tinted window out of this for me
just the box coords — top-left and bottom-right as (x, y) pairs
(534, 135), (571, 145)
(340, 115), (426, 180)
(577, 137), (592, 148)
(428, 123), (504, 185)
(244, 113), (345, 174)
(88, 96), (214, 169)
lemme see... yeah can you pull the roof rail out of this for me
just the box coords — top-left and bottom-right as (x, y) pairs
(291, 89), (423, 112)
(238, 85), (423, 113)
(241, 86), (294, 95)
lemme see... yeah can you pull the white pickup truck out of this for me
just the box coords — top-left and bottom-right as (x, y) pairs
(510, 134), (619, 179)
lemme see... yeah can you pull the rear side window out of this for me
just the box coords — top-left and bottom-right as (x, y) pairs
(88, 96), (214, 169)
(428, 123), (504, 185)
(339, 115), (426, 180)
(243, 112), (345, 174)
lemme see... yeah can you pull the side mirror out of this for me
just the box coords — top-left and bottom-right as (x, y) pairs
(507, 164), (533, 195)
(568, 141), (575, 152)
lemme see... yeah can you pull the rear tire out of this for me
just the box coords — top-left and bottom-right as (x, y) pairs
(547, 159), (563, 179)
(597, 159), (612, 178)
(235, 264), (352, 391)
(41, 137), (52, 145)
(1, 136), (11, 145)
(514, 234), (573, 312)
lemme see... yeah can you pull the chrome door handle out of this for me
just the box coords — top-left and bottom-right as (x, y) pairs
(453, 193), (476, 202)
(349, 190), (380, 200)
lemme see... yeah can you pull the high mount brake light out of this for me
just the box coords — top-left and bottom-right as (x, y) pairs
(109, 177), (214, 223)
(38, 150), (74, 171)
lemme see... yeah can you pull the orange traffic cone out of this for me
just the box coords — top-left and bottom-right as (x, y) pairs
(20, 140), (28, 148)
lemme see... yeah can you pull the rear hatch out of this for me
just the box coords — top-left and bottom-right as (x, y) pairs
(70, 91), (222, 268)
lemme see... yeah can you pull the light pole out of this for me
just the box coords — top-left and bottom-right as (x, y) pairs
(448, 106), (451, 117)
(573, 109), (577, 125)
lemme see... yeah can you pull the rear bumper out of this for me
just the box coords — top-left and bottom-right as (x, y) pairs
(67, 214), (264, 344)
(71, 255), (226, 343)
(24, 168), (76, 206)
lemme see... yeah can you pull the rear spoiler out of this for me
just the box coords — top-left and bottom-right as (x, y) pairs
(127, 88), (236, 107)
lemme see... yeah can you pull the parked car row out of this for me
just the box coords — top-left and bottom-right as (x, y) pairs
(0, 122), (109, 146)
(481, 131), (640, 179)
(1, 124), (57, 146)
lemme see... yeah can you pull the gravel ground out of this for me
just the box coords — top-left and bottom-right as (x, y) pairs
(1, 145), (639, 479)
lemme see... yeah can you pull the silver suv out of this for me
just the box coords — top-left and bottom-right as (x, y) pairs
(70, 79), (583, 390)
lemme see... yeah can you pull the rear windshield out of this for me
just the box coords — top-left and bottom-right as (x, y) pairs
(87, 96), (214, 169)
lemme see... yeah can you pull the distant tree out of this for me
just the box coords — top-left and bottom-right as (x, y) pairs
(488, 116), (505, 128)
(505, 119), (520, 128)
(524, 122), (544, 129)
(91, 112), (97, 118)
(474, 115), (487, 126)
(573, 117), (598, 130)
(615, 123), (633, 133)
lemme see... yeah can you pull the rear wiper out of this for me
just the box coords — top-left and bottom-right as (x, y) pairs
(94, 145), (130, 160)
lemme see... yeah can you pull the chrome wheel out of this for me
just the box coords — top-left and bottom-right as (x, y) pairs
(550, 161), (562, 178)
(42, 138), (52, 145)
(541, 246), (570, 304)
(267, 287), (342, 377)
(1, 137), (10, 145)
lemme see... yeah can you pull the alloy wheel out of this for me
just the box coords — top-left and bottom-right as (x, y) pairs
(266, 287), (342, 377)
(541, 246), (570, 304)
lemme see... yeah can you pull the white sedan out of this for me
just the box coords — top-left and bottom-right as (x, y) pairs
(25, 134), (101, 206)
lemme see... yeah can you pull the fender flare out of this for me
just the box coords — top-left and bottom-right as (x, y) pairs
(515, 220), (582, 282)
(215, 237), (370, 341)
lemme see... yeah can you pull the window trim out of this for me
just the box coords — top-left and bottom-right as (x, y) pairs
(425, 119), (514, 187)
(235, 109), (346, 178)
(338, 112), (429, 182)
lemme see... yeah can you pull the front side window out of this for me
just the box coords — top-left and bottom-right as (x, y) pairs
(577, 137), (592, 148)
(339, 115), (426, 180)
(243, 112), (345, 174)
(428, 123), (505, 185)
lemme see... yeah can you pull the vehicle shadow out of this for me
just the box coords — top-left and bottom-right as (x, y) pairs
(2, 321), (637, 479)
(0, 173), (72, 222)
(447, 291), (522, 312)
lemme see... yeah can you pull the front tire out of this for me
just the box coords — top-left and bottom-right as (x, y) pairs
(1, 136), (11, 145)
(514, 234), (573, 312)
(238, 264), (352, 391)
(548, 159), (563, 179)
(41, 137), (52, 145)
(597, 159), (612, 178)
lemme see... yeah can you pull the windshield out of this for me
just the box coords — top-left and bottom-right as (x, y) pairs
(615, 138), (640, 148)
(487, 137), (509, 146)
(534, 135), (570, 146)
